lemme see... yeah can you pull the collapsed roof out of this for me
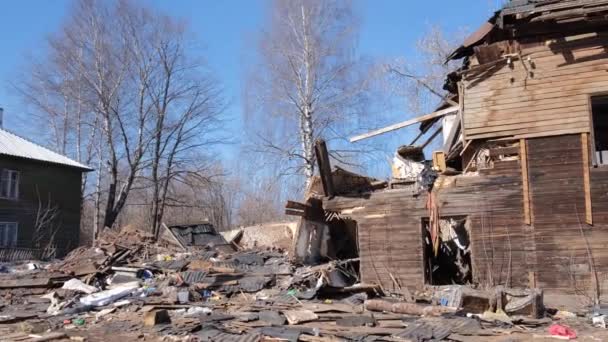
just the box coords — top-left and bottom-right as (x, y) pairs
(448, 0), (608, 61)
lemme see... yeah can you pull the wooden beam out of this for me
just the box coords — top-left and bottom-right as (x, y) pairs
(459, 139), (473, 157)
(315, 139), (335, 198)
(520, 139), (532, 225)
(285, 200), (310, 211)
(421, 126), (443, 149)
(285, 208), (307, 217)
(581, 133), (593, 225)
(350, 106), (458, 143)
(409, 129), (426, 145)
(458, 82), (465, 142)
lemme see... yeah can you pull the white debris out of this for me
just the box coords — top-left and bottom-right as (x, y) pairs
(62, 278), (98, 294)
(80, 284), (140, 307)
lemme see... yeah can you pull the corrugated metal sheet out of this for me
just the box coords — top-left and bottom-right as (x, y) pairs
(0, 129), (92, 170)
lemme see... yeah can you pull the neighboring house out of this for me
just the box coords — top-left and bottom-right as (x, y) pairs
(292, 0), (608, 298)
(0, 119), (92, 258)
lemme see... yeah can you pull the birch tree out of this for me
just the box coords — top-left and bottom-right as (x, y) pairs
(246, 0), (367, 188)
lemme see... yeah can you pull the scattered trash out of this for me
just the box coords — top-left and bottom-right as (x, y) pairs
(184, 307), (212, 316)
(72, 318), (85, 326)
(0, 225), (594, 341)
(592, 315), (606, 329)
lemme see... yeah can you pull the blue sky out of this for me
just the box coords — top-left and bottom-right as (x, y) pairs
(0, 0), (501, 164)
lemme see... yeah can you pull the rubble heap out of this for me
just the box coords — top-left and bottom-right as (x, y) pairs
(0, 227), (603, 341)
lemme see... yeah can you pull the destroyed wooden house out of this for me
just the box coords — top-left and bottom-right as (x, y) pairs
(291, 0), (608, 298)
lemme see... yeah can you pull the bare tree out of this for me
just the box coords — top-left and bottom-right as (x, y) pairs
(129, 14), (226, 238)
(18, 0), (225, 238)
(387, 26), (465, 116)
(16, 28), (101, 238)
(246, 0), (368, 188)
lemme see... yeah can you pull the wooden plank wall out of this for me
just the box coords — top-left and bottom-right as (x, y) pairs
(528, 134), (608, 295)
(325, 191), (427, 292)
(325, 135), (608, 296)
(324, 155), (530, 291)
(463, 33), (608, 140)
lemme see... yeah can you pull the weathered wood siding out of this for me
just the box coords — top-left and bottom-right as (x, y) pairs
(326, 135), (608, 296)
(0, 156), (83, 257)
(324, 155), (530, 291)
(528, 134), (608, 294)
(463, 33), (608, 140)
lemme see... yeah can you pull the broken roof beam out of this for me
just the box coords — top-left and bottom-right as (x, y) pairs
(350, 106), (458, 143)
(315, 139), (335, 198)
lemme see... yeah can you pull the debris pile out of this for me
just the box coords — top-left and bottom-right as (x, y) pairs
(0, 226), (603, 341)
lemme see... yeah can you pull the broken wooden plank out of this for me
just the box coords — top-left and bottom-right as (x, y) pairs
(285, 208), (307, 217)
(581, 132), (593, 225)
(432, 151), (447, 172)
(285, 201), (310, 211)
(315, 139), (335, 197)
(520, 139), (532, 225)
(364, 299), (456, 316)
(0, 277), (51, 289)
(31, 332), (68, 342)
(282, 309), (318, 325)
(489, 146), (520, 157)
(350, 106), (458, 142)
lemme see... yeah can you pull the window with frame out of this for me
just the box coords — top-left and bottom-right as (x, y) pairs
(0, 222), (18, 247)
(591, 95), (608, 165)
(0, 169), (19, 199)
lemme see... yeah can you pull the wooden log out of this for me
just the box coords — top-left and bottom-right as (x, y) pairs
(364, 299), (456, 316)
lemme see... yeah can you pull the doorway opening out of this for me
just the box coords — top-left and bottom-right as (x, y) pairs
(422, 216), (472, 285)
(324, 217), (360, 285)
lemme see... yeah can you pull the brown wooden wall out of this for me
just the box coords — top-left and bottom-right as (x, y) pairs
(528, 134), (608, 294)
(0, 156), (83, 257)
(325, 135), (608, 296)
(462, 33), (608, 141)
(324, 156), (530, 292)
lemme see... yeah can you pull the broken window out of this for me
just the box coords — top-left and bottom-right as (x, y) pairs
(421, 216), (472, 285)
(591, 95), (608, 165)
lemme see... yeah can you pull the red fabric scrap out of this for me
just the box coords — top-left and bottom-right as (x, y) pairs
(548, 324), (577, 339)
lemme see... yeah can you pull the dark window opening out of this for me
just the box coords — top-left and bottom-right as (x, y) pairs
(322, 217), (360, 288)
(592, 95), (608, 165)
(422, 216), (472, 285)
